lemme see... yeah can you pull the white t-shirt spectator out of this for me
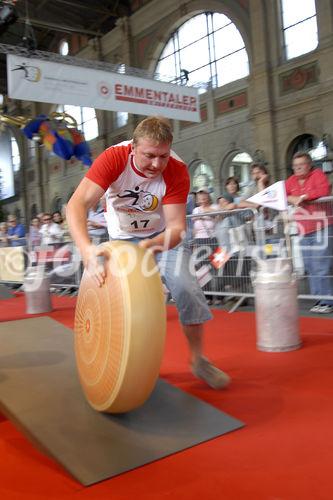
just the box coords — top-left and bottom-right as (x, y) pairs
(39, 221), (64, 246)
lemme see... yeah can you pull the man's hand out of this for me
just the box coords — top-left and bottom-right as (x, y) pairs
(138, 238), (161, 253)
(81, 244), (109, 287)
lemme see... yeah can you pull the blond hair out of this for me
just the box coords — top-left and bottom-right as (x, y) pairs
(133, 116), (173, 145)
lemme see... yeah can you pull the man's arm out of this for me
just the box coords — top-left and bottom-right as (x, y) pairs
(237, 185), (259, 209)
(66, 177), (106, 285)
(237, 200), (259, 209)
(138, 203), (186, 252)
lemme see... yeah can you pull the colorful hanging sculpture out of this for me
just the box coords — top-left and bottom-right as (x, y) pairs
(22, 113), (92, 166)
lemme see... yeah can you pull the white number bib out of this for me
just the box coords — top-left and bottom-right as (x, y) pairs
(117, 209), (161, 233)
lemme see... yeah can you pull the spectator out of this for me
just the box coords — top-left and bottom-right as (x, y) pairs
(186, 191), (196, 215)
(286, 151), (333, 314)
(215, 177), (245, 254)
(238, 164), (270, 208)
(39, 212), (64, 246)
(87, 198), (108, 243)
(217, 176), (241, 210)
(27, 217), (42, 250)
(0, 221), (8, 247)
(60, 204), (72, 242)
(184, 191), (197, 244)
(6, 215), (26, 246)
(192, 190), (217, 239)
(52, 211), (63, 225)
(192, 189), (218, 305)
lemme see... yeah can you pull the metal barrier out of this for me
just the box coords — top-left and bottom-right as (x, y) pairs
(187, 208), (257, 311)
(187, 196), (333, 311)
(1, 199), (333, 310)
(0, 242), (81, 295)
(256, 197), (333, 305)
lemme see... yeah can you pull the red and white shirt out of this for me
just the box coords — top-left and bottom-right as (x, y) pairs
(85, 141), (190, 239)
(285, 168), (332, 235)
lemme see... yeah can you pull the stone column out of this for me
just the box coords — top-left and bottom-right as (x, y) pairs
(248, 0), (279, 179)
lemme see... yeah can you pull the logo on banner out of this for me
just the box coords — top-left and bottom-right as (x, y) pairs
(98, 81), (111, 98)
(11, 63), (41, 82)
(246, 181), (288, 211)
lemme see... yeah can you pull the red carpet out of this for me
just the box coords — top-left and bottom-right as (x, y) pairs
(1, 293), (333, 499)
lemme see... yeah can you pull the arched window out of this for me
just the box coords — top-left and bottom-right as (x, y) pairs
(115, 111), (128, 128)
(52, 196), (63, 213)
(227, 152), (252, 190)
(59, 40), (69, 56)
(309, 141), (326, 162)
(10, 135), (20, 172)
(0, 128), (19, 200)
(57, 104), (99, 141)
(281, 0), (318, 60)
(221, 151), (253, 196)
(156, 12), (249, 91)
(191, 161), (215, 195)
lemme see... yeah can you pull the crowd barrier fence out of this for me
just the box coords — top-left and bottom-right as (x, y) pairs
(1, 198), (333, 311)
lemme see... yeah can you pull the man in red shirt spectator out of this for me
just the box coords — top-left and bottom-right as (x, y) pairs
(286, 151), (333, 313)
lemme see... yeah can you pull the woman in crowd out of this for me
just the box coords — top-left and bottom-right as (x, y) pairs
(192, 189), (218, 305)
(217, 176), (241, 210)
(27, 217), (42, 250)
(215, 176), (254, 254)
(192, 189), (217, 238)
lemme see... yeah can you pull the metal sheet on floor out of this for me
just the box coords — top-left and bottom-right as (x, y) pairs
(0, 317), (244, 486)
(0, 284), (13, 299)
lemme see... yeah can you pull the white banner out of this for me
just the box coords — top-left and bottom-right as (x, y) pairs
(7, 55), (200, 122)
(246, 181), (288, 211)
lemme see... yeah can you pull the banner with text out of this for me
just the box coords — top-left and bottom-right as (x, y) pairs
(246, 181), (288, 211)
(7, 55), (200, 122)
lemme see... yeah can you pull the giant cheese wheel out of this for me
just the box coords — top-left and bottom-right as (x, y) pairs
(74, 241), (166, 413)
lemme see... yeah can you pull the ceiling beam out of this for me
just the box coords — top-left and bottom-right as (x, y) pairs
(42, 0), (117, 16)
(16, 17), (102, 37)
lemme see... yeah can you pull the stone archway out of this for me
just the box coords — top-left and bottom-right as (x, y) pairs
(189, 159), (216, 196)
(51, 196), (63, 213)
(220, 150), (253, 195)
